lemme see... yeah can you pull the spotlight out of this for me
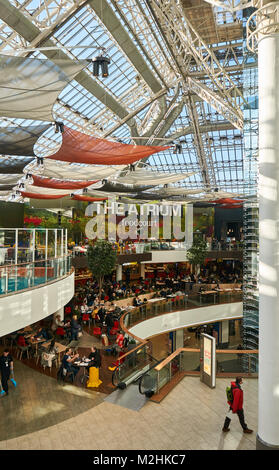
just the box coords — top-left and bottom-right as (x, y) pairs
(55, 121), (64, 133)
(92, 55), (110, 78)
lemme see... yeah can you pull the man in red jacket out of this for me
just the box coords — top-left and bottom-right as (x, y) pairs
(222, 377), (253, 433)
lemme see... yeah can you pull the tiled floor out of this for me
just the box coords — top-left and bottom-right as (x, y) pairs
(0, 358), (257, 450)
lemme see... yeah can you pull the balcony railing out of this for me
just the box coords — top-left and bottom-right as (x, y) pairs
(0, 254), (73, 296)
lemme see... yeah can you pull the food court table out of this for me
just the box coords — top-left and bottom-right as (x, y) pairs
(199, 290), (218, 304)
(28, 337), (46, 356)
(73, 359), (91, 385)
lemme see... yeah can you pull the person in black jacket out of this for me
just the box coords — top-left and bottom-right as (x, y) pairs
(105, 313), (114, 338)
(0, 349), (14, 396)
(87, 346), (102, 371)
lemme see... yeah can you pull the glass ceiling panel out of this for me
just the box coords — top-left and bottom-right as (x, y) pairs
(0, 0), (250, 196)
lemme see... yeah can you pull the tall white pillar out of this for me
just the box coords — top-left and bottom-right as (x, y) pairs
(116, 264), (122, 282)
(258, 28), (279, 450)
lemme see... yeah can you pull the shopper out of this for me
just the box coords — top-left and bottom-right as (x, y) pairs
(0, 349), (14, 396)
(70, 315), (80, 341)
(222, 377), (253, 433)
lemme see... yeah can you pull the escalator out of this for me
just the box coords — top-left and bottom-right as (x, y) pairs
(111, 341), (161, 391)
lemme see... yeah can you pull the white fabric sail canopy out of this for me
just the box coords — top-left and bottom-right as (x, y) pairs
(26, 159), (127, 181)
(113, 168), (194, 186)
(152, 187), (203, 196)
(0, 55), (86, 121)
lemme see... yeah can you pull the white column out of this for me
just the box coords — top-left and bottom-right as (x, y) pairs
(116, 264), (122, 281)
(257, 31), (279, 449)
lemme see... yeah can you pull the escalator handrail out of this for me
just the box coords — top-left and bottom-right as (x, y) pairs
(138, 356), (166, 395)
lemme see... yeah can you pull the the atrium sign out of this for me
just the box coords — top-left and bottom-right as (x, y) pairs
(85, 200), (193, 246)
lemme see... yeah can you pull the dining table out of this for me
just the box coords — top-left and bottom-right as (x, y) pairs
(73, 358), (91, 385)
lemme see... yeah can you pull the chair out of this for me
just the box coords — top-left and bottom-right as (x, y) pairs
(17, 345), (31, 360)
(93, 326), (102, 338)
(57, 366), (75, 385)
(82, 313), (90, 327)
(109, 327), (118, 338)
(40, 351), (58, 373)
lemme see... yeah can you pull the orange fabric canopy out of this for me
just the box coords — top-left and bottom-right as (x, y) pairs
(47, 126), (171, 165)
(21, 191), (68, 200)
(71, 194), (108, 202)
(31, 174), (98, 189)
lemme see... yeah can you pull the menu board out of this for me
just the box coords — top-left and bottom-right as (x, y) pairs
(203, 336), (212, 376)
(201, 333), (216, 389)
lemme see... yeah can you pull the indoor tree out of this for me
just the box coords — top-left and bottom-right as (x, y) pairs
(186, 237), (208, 275)
(87, 240), (117, 299)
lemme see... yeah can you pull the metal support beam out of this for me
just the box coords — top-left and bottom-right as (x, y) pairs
(147, 0), (245, 129)
(185, 94), (216, 189)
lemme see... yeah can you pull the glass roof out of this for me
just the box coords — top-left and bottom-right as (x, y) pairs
(0, 0), (255, 199)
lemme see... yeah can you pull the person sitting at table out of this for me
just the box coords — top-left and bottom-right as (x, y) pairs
(51, 314), (65, 336)
(132, 294), (142, 307)
(87, 346), (102, 371)
(17, 334), (27, 347)
(61, 348), (80, 379)
(35, 327), (51, 341)
(160, 289), (167, 298)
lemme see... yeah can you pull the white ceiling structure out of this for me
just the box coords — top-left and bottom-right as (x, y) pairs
(0, 0), (258, 203)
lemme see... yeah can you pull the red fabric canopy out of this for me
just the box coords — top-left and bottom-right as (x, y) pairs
(47, 126), (171, 165)
(21, 191), (68, 200)
(31, 174), (98, 189)
(71, 194), (108, 202)
(210, 198), (244, 205)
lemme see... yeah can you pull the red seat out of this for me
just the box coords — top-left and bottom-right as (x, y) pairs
(65, 306), (71, 314)
(82, 313), (90, 321)
(110, 328), (118, 336)
(93, 327), (102, 337)
(56, 327), (65, 337)
(113, 321), (119, 329)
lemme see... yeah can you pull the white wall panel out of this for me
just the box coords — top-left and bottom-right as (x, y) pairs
(0, 272), (74, 337)
(130, 302), (243, 340)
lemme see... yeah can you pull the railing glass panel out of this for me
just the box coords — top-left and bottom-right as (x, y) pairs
(0, 254), (72, 295)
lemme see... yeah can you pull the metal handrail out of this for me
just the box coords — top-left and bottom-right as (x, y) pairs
(0, 252), (72, 269)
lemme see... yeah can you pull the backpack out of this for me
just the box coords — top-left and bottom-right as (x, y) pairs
(226, 385), (234, 404)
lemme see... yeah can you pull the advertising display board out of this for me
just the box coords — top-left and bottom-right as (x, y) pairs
(200, 333), (216, 388)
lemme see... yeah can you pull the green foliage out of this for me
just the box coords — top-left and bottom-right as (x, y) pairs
(87, 240), (117, 296)
(186, 238), (208, 269)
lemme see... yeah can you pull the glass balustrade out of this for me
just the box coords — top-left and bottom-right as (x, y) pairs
(151, 349), (258, 396)
(122, 291), (241, 331)
(0, 254), (72, 295)
(112, 341), (155, 387)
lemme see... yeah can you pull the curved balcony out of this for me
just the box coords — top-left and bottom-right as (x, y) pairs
(0, 228), (74, 337)
(0, 255), (72, 296)
(111, 292), (257, 396)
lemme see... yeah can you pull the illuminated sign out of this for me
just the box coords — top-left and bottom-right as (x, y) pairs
(201, 333), (216, 389)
